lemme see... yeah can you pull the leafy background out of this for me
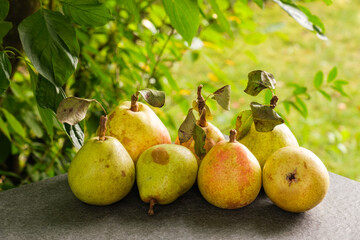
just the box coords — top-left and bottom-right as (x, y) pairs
(0, 0), (359, 190)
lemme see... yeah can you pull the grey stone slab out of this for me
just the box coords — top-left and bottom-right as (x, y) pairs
(0, 172), (359, 240)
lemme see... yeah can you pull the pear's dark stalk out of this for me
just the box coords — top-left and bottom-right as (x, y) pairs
(130, 93), (139, 112)
(270, 95), (279, 109)
(197, 85), (206, 114)
(99, 115), (107, 141)
(148, 198), (156, 216)
(198, 108), (207, 127)
(229, 129), (236, 143)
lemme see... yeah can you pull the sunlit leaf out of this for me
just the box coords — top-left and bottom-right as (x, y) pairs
(178, 108), (196, 144)
(193, 123), (206, 159)
(162, 0), (199, 44)
(245, 70), (275, 96)
(250, 102), (284, 132)
(56, 97), (96, 125)
(62, 0), (113, 27)
(212, 85), (231, 110)
(314, 71), (323, 88)
(1, 108), (26, 138)
(192, 100), (213, 120)
(327, 67), (337, 83)
(18, 8), (79, 86)
(138, 89), (166, 108)
(235, 110), (253, 140)
(208, 0), (232, 36)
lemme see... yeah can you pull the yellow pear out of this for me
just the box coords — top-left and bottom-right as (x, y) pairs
(106, 101), (171, 163)
(263, 146), (329, 212)
(136, 144), (198, 215)
(68, 135), (135, 206)
(198, 130), (262, 209)
(239, 123), (298, 168)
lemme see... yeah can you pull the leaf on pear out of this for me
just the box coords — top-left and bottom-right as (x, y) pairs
(212, 85), (231, 110)
(245, 70), (276, 96)
(235, 110), (253, 140)
(56, 97), (96, 125)
(138, 89), (165, 108)
(250, 102), (284, 132)
(193, 123), (206, 159)
(192, 100), (213, 120)
(178, 108), (196, 144)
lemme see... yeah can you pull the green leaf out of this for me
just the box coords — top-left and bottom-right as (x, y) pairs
(245, 70), (276, 96)
(122, 0), (140, 22)
(178, 108), (196, 144)
(235, 110), (253, 140)
(295, 96), (308, 118)
(253, 0), (263, 8)
(208, 0), (232, 36)
(289, 83), (307, 96)
(0, 21), (12, 42)
(1, 108), (26, 138)
(283, 100), (291, 114)
(63, 123), (84, 149)
(0, 0), (9, 21)
(62, 0), (113, 27)
(193, 123), (206, 159)
(56, 97), (96, 125)
(327, 67), (337, 83)
(162, 0), (199, 44)
(0, 170), (21, 179)
(0, 116), (11, 140)
(36, 74), (66, 112)
(22, 111), (44, 138)
(314, 71), (323, 88)
(138, 89), (166, 108)
(211, 85), (231, 110)
(332, 80), (349, 97)
(273, 0), (327, 40)
(318, 89), (331, 101)
(18, 8), (79, 87)
(0, 52), (11, 94)
(322, 0), (332, 5)
(264, 89), (273, 104)
(38, 106), (54, 140)
(250, 102), (284, 132)
(158, 63), (179, 91)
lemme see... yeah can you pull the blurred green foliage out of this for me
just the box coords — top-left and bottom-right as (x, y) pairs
(0, 0), (355, 191)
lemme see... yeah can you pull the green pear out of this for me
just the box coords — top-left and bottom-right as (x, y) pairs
(263, 146), (329, 212)
(239, 123), (298, 168)
(136, 144), (198, 215)
(68, 135), (135, 206)
(198, 130), (262, 209)
(106, 101), (171, 163)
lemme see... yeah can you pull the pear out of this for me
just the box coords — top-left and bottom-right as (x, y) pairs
(106, 98), (171, 163)
(136, 144), (198, 215)
(263, 146), (329, 213)
(175, 118), (224, 165)
(198, 130), (262, 209)
(239, 123), (298, 168)
(68, 116), (135, 205)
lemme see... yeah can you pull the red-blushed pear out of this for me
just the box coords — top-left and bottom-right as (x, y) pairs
(105, 90), (171, 163)
(136, 144), (198, 215)
(263, 146), (329, 213)
(198, 130), (262, 209)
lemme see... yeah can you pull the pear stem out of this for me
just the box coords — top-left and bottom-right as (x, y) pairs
(148, 198), (156, 216)
(270, 95), (279, 109)
(198, 108), (207, 127)
(197, 85), (206, 114)
(229, 129), (236, 143)
(130, 93), (139, 112)
(99, 115), (107, 141)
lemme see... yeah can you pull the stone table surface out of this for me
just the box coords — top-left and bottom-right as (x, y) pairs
(0, 172), (359, 239)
